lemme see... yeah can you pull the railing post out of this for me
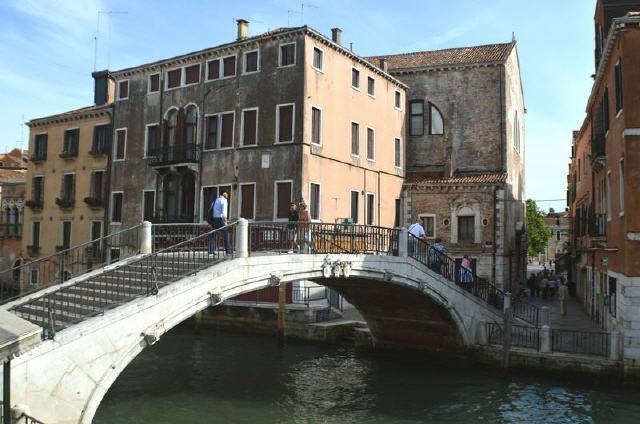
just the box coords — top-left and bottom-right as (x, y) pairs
(477, 322), (488, 345)
(540, 325), (551, 353)
(609, 332), (620, 361)
(539, 306), (550, 327)
(502, 292), (512, 369)
(236, 218), (248, 258)
(398, 227), (408, 257)
(140, 221), (152, 254)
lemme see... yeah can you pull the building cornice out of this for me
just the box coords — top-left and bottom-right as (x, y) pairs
(27, 105), (112, 128)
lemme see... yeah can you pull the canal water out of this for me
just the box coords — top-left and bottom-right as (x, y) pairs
(94, 327), (640, 423)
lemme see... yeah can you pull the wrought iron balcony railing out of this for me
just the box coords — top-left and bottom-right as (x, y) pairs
(25, 199), (44, 210)
(55, 197), (75, 209)
(146, 143), (201, 167)
(83, 196), (105, 208)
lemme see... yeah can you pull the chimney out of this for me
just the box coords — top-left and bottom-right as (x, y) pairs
(379, 58), (388, 73)
(91, 70), (114, 106)
(237, 19), (249, 41)
(331, 27), (342, 45)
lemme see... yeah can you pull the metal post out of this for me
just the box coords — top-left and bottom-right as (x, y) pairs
(140, 221), (152, 254)
(502, 292), (512, 369)
(236, 218), (248, 258)
(398, 227), (408, 257)
(609, 331), (620, 361)
(540, 325), (551, 353)
(277, 281), (287, 346)
(540, 306), (550, 327)
(3, 359), (10, 424)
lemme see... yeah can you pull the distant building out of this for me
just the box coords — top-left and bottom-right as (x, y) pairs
(540, 208), (570, 265)
(0, 165), (26, 296)
(370, 42), (526, 290)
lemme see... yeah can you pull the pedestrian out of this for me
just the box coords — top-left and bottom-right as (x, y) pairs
(211, 191), (231, 255)
(298, 200), (311, 253)
(559, 281), (569, 316)
(459, 254), (474, 290)
(287, 202), (299, 253)
(407, 219), (426, 258)
(429, 237), (445, 275)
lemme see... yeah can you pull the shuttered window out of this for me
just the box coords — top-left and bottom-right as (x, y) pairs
(242, 109), (257, 146)
(149, 74), (160, 93)
(240, 184), (255, 220)
(221, 113), (234, 148)
(366, 193), (375, 225)
(34, 134), (47, 160)
(310, 183), (320, 220)
(207, 60), (220, 80)
(311, 107), (322, 145)
(205, 116), (218, 150)
(223, 56), (236, 77)
(279, 43), (296, 67)
(458, 216), (474, 242)
(394, 138), (401, 167)
(111, 192), (123, 223)
(367, 128), (375, 161)
(185, 64), (200, 84)
(352, 68), (360, 89)
(115, 129), (126, 160)
(146, 124), (159, 156)
(275, 182), (292, 219)
(244, 51), (259, 73)
(143, 191), (155, 222)
(615, 60), (623, 113)
(351, 123), (359, 156)
(117, 80), (129, 99)
(277, 104), (294, 143)
(167, 69), (181, 88)
(350, 191), (359, 224)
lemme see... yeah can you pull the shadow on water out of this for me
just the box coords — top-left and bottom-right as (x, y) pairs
(94, 325), (640, 424)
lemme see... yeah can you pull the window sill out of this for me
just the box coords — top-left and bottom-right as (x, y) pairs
(367, 93), (376, 99)
(394, 107), (402, 112)
(277, 63), (296, 69)
(113, 158), (125, 162)
(619, 211), (624, 217)
(116, 97), (129, 101)
(164, 85), (182, 92)
(237, 144), (258, 149)
(351, 154), (360, 159)
(616, 109), (623, 119)
(351, 86), (361, 92)
(275, 140), (294, 145)
(147, 91), (159, 96)
(310, 142), (323, 148)
(242, 70), (261, 76)
(312, 67), (324, 74)
(183, 81), (200, 87)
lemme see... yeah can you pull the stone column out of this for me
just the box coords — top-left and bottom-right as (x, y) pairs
(235, 218), (248, 258)
(140, 220), (152, 254)
(609, 332), (620, 361)
(398, 227), (408, 257)
(539, 306), (550, 327)
(477, 321), (488, 345)
(540, 325), (551, 353)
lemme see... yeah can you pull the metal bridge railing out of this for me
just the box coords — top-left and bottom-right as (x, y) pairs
(551, 329), (609, 358)
(486, 322), (540, 350)
(0, 401), (46, 424)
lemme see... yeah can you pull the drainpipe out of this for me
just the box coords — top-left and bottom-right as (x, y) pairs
(499, 66), (505, 172)
(3, 359), (9, 424)
(103, 104), (114, 237)
(377, 170), (381, 226)
(157, 66), (165, 220)
(197, 88), (211, 223)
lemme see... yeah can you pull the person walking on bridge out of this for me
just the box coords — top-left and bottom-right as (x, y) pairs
(407, 219), (425, 258)
(211, 191), (231, 255)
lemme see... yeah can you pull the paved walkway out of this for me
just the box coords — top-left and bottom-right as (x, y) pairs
(526, 295), (601, 332)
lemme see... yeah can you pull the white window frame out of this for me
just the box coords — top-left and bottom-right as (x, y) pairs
(203, 111), (235, 151)
(278, 42), (297, 68)
(366, 126), (375, 162)
(350, 120), (360, 158)
(351, 67), (360, 90)
(113, 128), (127, 161)
(116, 79), (129, 101)
(394, 137), (402, 169)
(275, 103), (295, 144)
(206, 58), (221, 81)
(220, 53), (238, 79)
(619, 158), (624, 216)
(59, 219), (72, 248)
(365, 192), (375, 226)
(309, 181), (321, 221)
(311, 45), (324, 72)
(239, 107), (259, 147)
(141, 189), (156, 221)
(418, 213), (436, 239)
(183, 63), (201, 86)
(165, 67), (183, 91)
(273, 179), (294, 221)
(30, 221), (41, 246)
(394, 90), (402, 111)
(144, 123), (159, 158)
(242, 49), (260, 75)
(147, 73), (160, 94)
(310, 105), (323, 146)
(367, 76), (376, 98)
(110, 191), (124, 225)
(238, 182), (257, 221)
(350, 190), (360, 224)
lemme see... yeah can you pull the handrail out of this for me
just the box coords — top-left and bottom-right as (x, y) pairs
(0, 400), (46, 424)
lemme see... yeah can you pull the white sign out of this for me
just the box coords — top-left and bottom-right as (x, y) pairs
(261, 152), (270, 169)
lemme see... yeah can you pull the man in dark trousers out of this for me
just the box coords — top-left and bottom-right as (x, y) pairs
(211, 191), (231, 254)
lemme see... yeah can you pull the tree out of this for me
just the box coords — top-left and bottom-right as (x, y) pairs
(526, 199), (551, 257)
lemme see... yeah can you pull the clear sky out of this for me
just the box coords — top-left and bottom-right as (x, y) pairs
(0, 0), (595, 212)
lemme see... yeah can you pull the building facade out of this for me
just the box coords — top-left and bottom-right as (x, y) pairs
(0, 166), (26, 295)
(541, 208), (570, 265)
(369, 43), (526, 290)
(106, 23), (405, 231)
(567, 1), (640, 373)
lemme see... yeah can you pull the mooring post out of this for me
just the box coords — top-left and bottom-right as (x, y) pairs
(140, 220), (152, 254)
(502, 292), (512, 369)
(277, 281), (287, 346)
(3, 359), (10, 424)
(235, 218), (248, 258)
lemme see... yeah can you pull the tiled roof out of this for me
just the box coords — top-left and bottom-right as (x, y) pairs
(368, 42), (515, 71)
(28, 104), (111, 126)
(0, 169), (26, 182)
(406, 172), (508, 186)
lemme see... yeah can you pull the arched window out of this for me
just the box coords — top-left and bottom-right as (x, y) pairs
(429, 103), (444, 135)
(185, 106), (198, 145)
(166, 109), (178, 146)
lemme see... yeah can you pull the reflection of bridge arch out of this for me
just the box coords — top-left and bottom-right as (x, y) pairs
(7, 253), (499, 424)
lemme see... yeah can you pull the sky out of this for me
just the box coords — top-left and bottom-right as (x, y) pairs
(0, 0), (595, 212)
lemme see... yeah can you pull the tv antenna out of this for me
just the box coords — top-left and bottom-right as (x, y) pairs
(94, 10), (127, 71)
(231, 17), (265, 36)
(288, 2), (318, 26)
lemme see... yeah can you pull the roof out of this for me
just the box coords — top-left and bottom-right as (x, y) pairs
(0, 169), (26, 182)
(405, 172), (508, 187)
(28, 103), (112, 127)
(367, 42), (515, 71)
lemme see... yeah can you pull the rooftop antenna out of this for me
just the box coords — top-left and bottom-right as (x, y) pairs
(94, 10), (127, 71)
(232, 17), (265, 36)
(300, 3), (318, 23)
(512, 32), (516, 42)
(287, 9), (301, 26)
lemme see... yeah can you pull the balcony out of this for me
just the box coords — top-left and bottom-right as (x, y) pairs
(89, 144), (110, 157)
(25, 199), (44, 210)
(55, 197), (75, 209)
(588, 213), (607, 239)
(30, 154), (46, 163)
(26, 245), (40, 257)
(59, 149), (78, 159)
(84, 196), (105, 209)
(146, 143), (200, 167)
(0, 224), (22, 238)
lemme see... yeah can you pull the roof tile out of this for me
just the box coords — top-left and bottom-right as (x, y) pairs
(406, 172), (507, 186)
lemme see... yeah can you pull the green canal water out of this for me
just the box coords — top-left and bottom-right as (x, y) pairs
(94, 327), (640, 424)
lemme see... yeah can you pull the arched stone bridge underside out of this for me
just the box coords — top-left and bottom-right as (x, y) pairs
(8, 253), (501, 424)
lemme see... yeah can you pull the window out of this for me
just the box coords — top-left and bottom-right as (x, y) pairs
(603, 88), (610, 133)
(609, 276), (617, 317)
(513, 110), (520, 152)
(244, 50), (259, 73)
(34, 134), (47, 160)
(394, 138), (401, 168)
(556, 230), (561, 241)
(239, 183), (255, 220)
(117, 80), (129, 100)
(145, 124), (159, 157)
(185, 64), (200, 85)
(90, 170), (105, 201)
(395, 91), (402, 109)
(275, 181), (292, 220)
(276, 104), (294, 143)
(619, 159), (624, 213)
(221, 112), (234, 148)
(31, 221), (40, 248)
(310, 183), (320, 220)
(606, 172), (612, 219)
(351, 122), (359, 156)
(59, 220), (72, 250)
(205, 115), (218, 150)
(166, 68), (182, 89)
(420, 215), (435, 239)
(409, 100), (424, 136)
(366, 128), (375, 161)
(615, 60), (623, 114)
(142, 190), (155, 221)
(62, 129), (79, 157)
(204, 112), (234, 149)
(207, 59), (220, 80)
(350, 190), (359, 224)
(429, 103), (444, 135)
(366, 193), (375, 225)
(184, 106), (198, 145)
(90, 221), (102, 248)
(311, 107), (322, 145)
(351, 68), (360, 89)
(279, 43), (296, 67)
(148, 73), (160, 93)
(31, 176), (44, 204)
(114, 128), (126, 160)
(394, 199), (401, 228)
(241, 108), (258, 146)
(367, 76), (375, 96)
(223, 55), (237, 78)
(111, 192), (123, 223)
(458, 216), (474, 242)
(30, 270), (39, 285)
(312, 47), (323, 71)
(92, 124), (111, 155)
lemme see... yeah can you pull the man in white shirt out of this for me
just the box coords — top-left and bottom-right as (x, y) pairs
(211, 191), (231, 254)
(408, 220), (426, 239)
(407, 219), (425, 258)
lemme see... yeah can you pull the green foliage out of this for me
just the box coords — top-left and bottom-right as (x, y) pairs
(526, 199), (551, 256)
